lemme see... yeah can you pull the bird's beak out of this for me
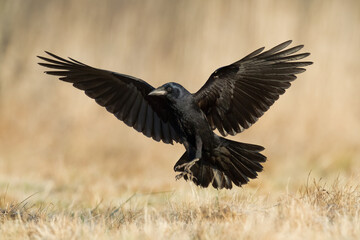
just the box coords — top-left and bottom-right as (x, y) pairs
(149, 87), (167, 96)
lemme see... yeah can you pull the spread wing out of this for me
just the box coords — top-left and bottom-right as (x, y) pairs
(38, 52), (182, 144)
(194, 40), (312, 136)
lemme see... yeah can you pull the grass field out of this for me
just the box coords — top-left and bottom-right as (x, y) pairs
(0, 0), (359, 239)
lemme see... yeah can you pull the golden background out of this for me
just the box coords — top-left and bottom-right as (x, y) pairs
(0, 0), (359, 195)
(1, 1), (360, 239)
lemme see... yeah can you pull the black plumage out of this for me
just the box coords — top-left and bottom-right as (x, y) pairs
(38, 40), (312, 189)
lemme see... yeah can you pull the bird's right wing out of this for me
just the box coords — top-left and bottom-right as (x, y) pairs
(38, 52), (182, 144)
(194, 40), (312, 136)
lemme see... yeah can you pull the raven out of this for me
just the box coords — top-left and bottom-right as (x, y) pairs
(38, 40), (312, 189)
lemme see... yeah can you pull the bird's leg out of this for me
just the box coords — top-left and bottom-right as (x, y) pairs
(175, 136), (202, 180)
(175, 158), (199, 172)
(175, 137), (202, 181)
(175, 158), (199, 181)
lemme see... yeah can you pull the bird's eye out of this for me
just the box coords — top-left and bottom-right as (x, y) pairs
(166, 86), (173, 92)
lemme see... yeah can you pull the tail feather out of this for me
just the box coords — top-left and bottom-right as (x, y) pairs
(228, 147), (264, 172)
(216, 156), (248, 185)
(212, 167), (232, 189)
(226, 142), (266, 174)
(174, 137), (266, 189)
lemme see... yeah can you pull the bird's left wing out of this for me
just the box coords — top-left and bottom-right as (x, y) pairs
(193, 40), (312, 136)
(38, 52), (182, 144)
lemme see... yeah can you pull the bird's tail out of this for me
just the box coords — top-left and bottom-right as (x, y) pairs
(174, 137), (266, 189)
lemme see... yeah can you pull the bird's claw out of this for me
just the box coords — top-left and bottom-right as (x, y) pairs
(175, 172), (185, 180)
(175, 158), (199, 181)
(175, 158), (199, 172)
(175, 172), (198, 181)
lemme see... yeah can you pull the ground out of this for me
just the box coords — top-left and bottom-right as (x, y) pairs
(1, 175), (359, 239)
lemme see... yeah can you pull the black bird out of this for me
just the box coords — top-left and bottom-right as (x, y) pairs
(38, 40), (312, 189)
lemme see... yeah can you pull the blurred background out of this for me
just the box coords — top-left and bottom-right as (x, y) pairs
(0, 0), (359, 201)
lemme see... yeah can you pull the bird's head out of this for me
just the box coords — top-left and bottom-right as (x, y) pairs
(148, 82), (189, 102)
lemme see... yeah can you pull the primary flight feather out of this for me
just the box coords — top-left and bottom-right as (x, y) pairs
(38, 40), (312, 189)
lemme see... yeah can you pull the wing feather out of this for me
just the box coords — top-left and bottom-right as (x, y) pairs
(194, 40), (312, 136)
(38, 52), (182, 144)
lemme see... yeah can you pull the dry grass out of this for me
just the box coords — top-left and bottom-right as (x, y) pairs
(0, 0), (359, 239)
(1, 177), (359, 239)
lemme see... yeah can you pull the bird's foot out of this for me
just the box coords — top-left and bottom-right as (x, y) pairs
(175, 172), (198, 181)
(175, 172), (185, 181)
(175, 158), (199, 181)
(175, 158), (199, 172)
